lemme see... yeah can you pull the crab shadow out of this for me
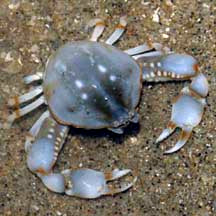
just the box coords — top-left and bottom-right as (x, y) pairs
(69, 122), (140, 145)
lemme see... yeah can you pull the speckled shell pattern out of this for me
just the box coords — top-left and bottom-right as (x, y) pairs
(43, 41), (141, 129)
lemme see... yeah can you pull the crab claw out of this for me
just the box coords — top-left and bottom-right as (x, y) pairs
(39, 173), (65, 193)
(156, 87), (206, 154)
(62, 168), (136, 199)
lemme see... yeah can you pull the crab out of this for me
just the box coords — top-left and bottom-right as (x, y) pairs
(3, 17), (208, 199)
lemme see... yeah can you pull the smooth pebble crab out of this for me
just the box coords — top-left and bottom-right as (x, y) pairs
(3, 17), (208, 199)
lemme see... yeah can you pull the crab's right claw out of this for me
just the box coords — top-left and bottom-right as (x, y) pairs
(62, 168), (136, 199)
(156, 73), (208, 154)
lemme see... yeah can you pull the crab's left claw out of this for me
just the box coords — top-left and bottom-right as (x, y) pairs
(156, 72), (208, 153)
(62, 168), (136, 199)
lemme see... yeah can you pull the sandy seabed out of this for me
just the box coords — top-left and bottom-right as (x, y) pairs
(0, 0), (216, 215)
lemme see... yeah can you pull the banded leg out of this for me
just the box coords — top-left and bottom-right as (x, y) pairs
(23, 72), (43, 84)
(3, 71), (45, 129)
(125, 42), (171, 56)
(8, 86), (43, 106)
(25, 110), (50, 152)
(27, 116), (136, 198)
(105, 16), (127, 45)
(137, 53), (208, 153)
(87, 18), (105, 42)
(5, 95), (45, 128)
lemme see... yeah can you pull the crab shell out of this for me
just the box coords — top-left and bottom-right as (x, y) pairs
(43, 41), (142, 131)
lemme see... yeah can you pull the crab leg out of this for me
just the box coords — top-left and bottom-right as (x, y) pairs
(125, 44), (153, 55)
(25, 110), (50, 152)
(62, 168), (136, 198)
(8, 86), (43, 107)
(125, 42), (170, 56)
(163, 127), (192, 154)
(155, 121), (176, 143)
(87, 18), (105, 42)
(26, 116), (69, 193)
(5, 95), (45, 127)
(133, 51), (164, 60)
(137, 53), (208, 153)
(137, 53), (199, 82)
(105, 16), (127, 45)
(23, 72), (43, 84)
(26, 116), (136, 198)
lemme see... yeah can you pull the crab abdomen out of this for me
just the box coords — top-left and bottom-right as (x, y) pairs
(43, 41), (141, 129)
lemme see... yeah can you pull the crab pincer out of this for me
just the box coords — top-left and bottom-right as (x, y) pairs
(62, 168), (136, 198)
(152, 54), (208, 153)
(26, 114), (136, 198)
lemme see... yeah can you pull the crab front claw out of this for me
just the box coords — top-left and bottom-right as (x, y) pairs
(155, 70), (208, 153)
(62, 168), (136, 199)
(133, 49), (209, 154)
(132, 48), (209, 153)
(133, 49), (209, 153)
(156, 86), (207, 153)
(25, 112), (136, 198)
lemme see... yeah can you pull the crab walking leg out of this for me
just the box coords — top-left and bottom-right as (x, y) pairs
(133, 51), (164, 61)
(105, 16), (127, 45)
(23, 72), (43, 84)
(6, 95), (45, 127)
(27, 116), (136, 198)
(8, 86), (43, 106)
(104, 168), (131, 180)
(25, 110), (50, 152)
(125, 44), (154, 55)
(125, 42), (171, 56)
(137, 53), (208, 153)
(87, 18), (105, 42)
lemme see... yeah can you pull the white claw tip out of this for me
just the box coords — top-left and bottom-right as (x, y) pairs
(8, 98), (16, 106)
(164, 139), (188, 154)
(156, 129), (171, 144)
(120, 16), (127, 26)
(7, 114), (16, 125)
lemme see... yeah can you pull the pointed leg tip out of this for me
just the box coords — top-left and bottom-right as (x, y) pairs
(86, 18), (104, 28)
(114, 168), (131, 176)
(8, 98), (16, 107)
(164, 145), (182, 154)
(1, 121), (12, 129)
(164, 148), (179, 154)
(120, 16), (127, 25)
(164, 128), (192, 154)
(155, 136), (162, 144)
(156, 122), (177, 144)
(132, 176), (138, 184)
(164, 137), (190, 154)
(118, 176), (137, 192)
(155, 129), (170, 144)
(105, 176), (137, 196)
(105, 169), (132, 181)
